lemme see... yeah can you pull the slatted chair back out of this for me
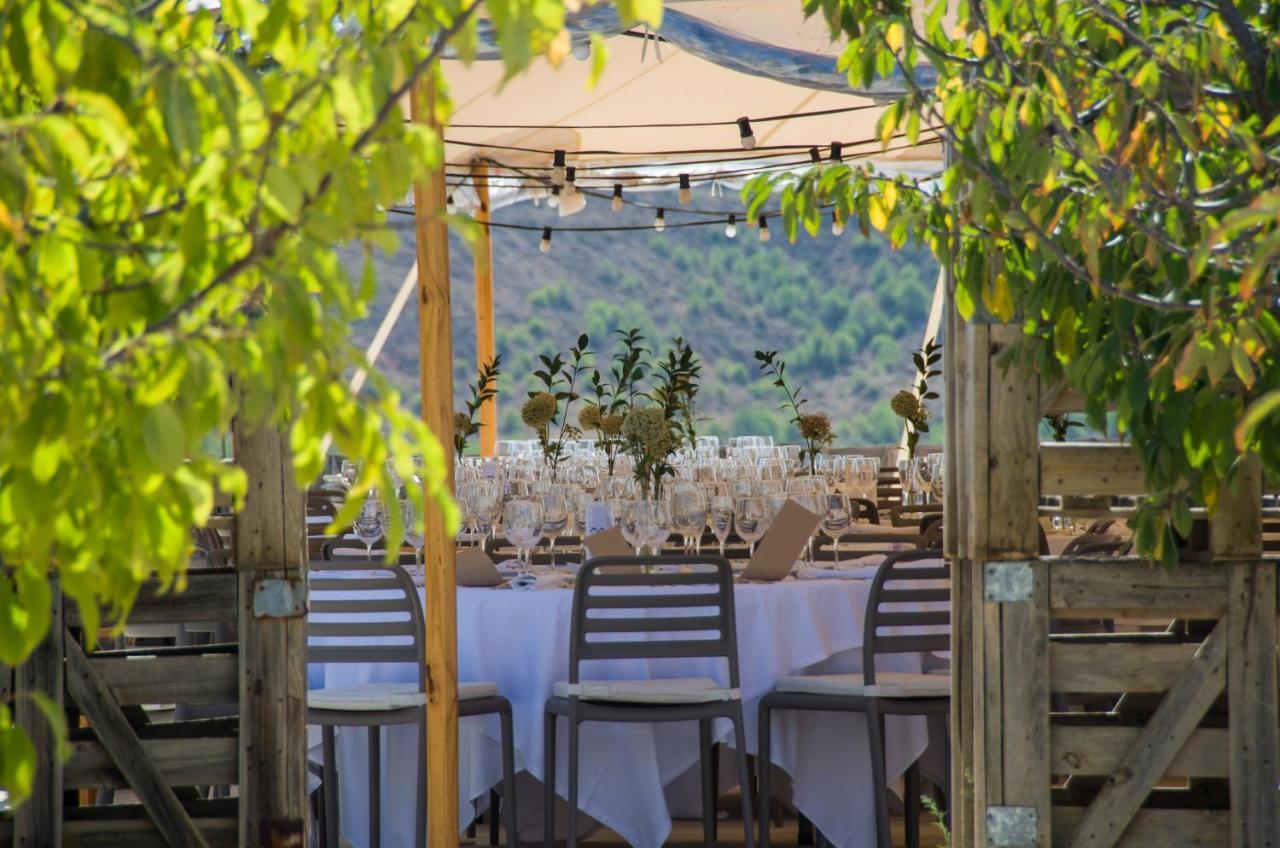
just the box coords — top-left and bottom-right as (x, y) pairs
(1060, 533), (1129, 557)
(851, 497), (881, 525)
(570, 555), (741, 690)
(887, 502), (944, 528)
(863, 551), (950, 686)
(307, 562), (424, 687)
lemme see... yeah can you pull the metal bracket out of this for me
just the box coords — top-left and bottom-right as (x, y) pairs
(984, 561), (1034, 603)
(252, 577), (307, 619)
(986, 806), (1038, 847)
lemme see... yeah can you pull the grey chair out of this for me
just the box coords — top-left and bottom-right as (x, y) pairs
(757, 551), (950, 848)
(543, 554), (756, 848)
(307, 562), (517, 848)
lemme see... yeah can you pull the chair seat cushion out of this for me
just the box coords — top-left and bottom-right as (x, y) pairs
(308, 681), (499, 711)
(552, 677), (739, 704)
(776, 671), (950, 698)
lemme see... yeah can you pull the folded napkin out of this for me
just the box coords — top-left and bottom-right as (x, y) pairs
(793, 563), (883, 581)
(510, 572), (575, 591)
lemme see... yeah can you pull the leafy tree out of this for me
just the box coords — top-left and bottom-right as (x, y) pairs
(752, 0), (1280, 563)
(0, 0), (659, 804)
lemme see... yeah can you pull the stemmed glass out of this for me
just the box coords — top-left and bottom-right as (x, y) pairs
(540, 489), (569, 567)
(469, 481), (503, 547)
(353, 496), (386, 562)
(669, 482), (708, 554)
(929, 454), (946, 503)
(818, 492), (852, 564)
(645, 501), (672, 557)
(913, 457), (935, 505)
(401, 494), (424, 567)
(502, 499), (543, 574)
(733, 496), (769, 558)
(708, 496), (734, 558)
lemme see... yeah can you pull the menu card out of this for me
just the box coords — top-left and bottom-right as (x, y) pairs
(456, 547), (504, 587)
(740, 499), (822, 581)
(582, 526), (631, 560)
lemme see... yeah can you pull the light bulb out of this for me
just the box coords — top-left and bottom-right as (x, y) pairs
(758, 216), (771, 242)
(654, 208), (666, 232)
(737, 117), (756, 150)
(539, 227), (552, 253)
(829, 141), (843, 163)
(551, 149), (566, 186)
(678, 174), (692, 205)
(725, 214), (737, 239)
(564, 166), (577, 197)
(831, 211), (844, 236)
(611, 184), (623, 212)
(445, 194), (456, 215)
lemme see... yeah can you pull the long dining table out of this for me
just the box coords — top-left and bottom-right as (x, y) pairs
(312, 564), (940, 848)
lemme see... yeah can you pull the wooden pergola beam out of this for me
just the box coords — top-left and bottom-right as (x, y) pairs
(472, 163), (498, 457)
(410, 78), (460, 846)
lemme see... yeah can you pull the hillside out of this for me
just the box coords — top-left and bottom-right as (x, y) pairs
(345, 188), (942, 448)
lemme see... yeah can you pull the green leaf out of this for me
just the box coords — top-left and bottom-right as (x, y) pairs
(142, 404), (186, 473)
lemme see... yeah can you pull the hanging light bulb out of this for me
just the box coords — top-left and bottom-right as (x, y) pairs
(678, 174), (692, 205)
(831, 209), (845, 236)
(725, 214), (737, 239)
(654, 208), (666, 232)
(549, 186), (560, 208)
(551, 149), (567, 186)
(540, 227), (553, 253)
(737, 117), (756, 150)
(445, 194), (456, 215)
(758, 216), (771, 242)
(809, 147), (821, 165)
(611, 184), (624, 212)
(829, 141), (844, 163)
(564, 166), (578, 197)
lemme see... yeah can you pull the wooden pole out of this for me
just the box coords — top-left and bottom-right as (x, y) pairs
(234, 410), (309, 847)
(472, 163), (498, 457)
(14, 582), (63, 847)
(410, 78), (460, 847)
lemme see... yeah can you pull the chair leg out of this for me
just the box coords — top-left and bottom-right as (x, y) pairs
(322, 726), (339, 848)
(543, 710), (556, 848)
(700, 719), (716, 848)
(797, 814), (814, 847)
(415, 718), (426, 848)
(369, 725), (381, 848)
(864, 703), (892, 848)
(488, 790), (499, 846)
(731, 705), (756, 848)
(501, 707), (518, 848)
(567, 710), (580, 848)
(757, 701), (772, 848)
(904, 760), (921, 848)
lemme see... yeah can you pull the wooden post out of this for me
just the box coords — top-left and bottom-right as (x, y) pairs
(234, 414), (308, 847)
(472, 162), (498, 458)
(410, 78), (460, 847)
(14, 582), (63, 848)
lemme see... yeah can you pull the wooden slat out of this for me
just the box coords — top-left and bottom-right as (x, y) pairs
(1050, 725), (1229, 778)
(1050, 642), (1200, 693)
(411, 77), (460, 848)
(987, 323), (1041, 557)
(1211, 455), (1261, 558)
(1226, 560), (1280, 844)
(65, 636), (209, 848)
(68, 570), (237, 627)
(1000, 560), (1051, 847)
(1040, 443), (1145, 497)
(1048, 560), (1229, 619)
(93, 651), (237, 706)
(1053, 808), (1229, 848)
(1041, 383), (1088, 416)
(67, 736), (237, 789)
(64, 817), (236, 848)
(14, 584), (64, 848)
(1063, 620), (1227, 848)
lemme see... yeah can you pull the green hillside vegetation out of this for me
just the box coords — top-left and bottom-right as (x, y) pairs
(346, 189), (943, 449)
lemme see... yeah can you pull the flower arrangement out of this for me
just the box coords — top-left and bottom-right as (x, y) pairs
(582, 328), (649, 475)
(891, 338), (940, 461)
(525, 334), (590, 469)
(621, 404), (680, 498)
(453, 354), (501, 456)
(754, 349), (835, 474)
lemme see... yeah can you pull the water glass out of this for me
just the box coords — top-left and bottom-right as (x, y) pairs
(503, 499), (543, 573)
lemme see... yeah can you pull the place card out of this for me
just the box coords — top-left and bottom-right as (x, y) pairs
(740, 499), (822, 581)
(456, 547), (504, 587)
(582, 526), (631, 560)
(584, 501), (613, 537)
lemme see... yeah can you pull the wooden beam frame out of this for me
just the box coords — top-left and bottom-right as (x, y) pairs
(410, 78), (460, 847)
(472, 162), (498, 457)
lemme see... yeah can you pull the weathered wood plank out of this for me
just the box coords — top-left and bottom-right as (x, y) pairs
(14, 584), (64, 848)
(1210, 454), (1262, 558)
(411, 77), (461, 848)
(65, 636), (208, 848)
(1040, 381), (1088, 416)
(1048, 560), (1229, 619)
(1053, 808), (1229, 848)
(1063, 620), (1227, 848)
(1050, 725), (1229, 778)
(1000, 560), (1051, 846)
(987, 323), (1041, 557)
(1050, 642), (1201, 693)
(233, 408), (308, 847)
(66, 569), (238, 627)
(1040, 443), (1146, 497)
(1226, 560), (1279, 845)
(66, 736), (237, 789)
(65, 817), (236, 848)
(93, 650), (237, 706)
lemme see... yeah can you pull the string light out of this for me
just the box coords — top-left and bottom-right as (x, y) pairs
(809, 147), (821, 164)
(725, 214), (737, 239)
(829, 141), (844, 163)
(678, 174), (692, 205)
(758, 216), (771, 242)
(737, 117), (756, 150)
(564, 166), (578, 197)
(831, 209), (845, 236)
(548, 186), (560, 208)
(445, 194), (457, 214)
(654, 208), (666, 232)
(611, 184), (624, 212)
(551, 149), (567, 186)
(540, 226), (552, 253)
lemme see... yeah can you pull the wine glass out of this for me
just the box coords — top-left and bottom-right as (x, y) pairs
(733, 496), (769, 558)
(708, 496), (734, 558)
(930, 454), (946, 503)
(818, 492), (852, 564)
(913, 457), (935, 505)
(401, 494), (424, 567)
(620, 500), (648, 556)
(470, 480), (503, 546)
(645, 501), (671, 556)
(540, 490), (569, 568)
(669, 482), (708, 554)
(353, 496), (386, 562)
(502, 499), (543, 574)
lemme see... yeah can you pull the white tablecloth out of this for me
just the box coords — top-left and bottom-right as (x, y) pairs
(315, 574), (933, 848)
